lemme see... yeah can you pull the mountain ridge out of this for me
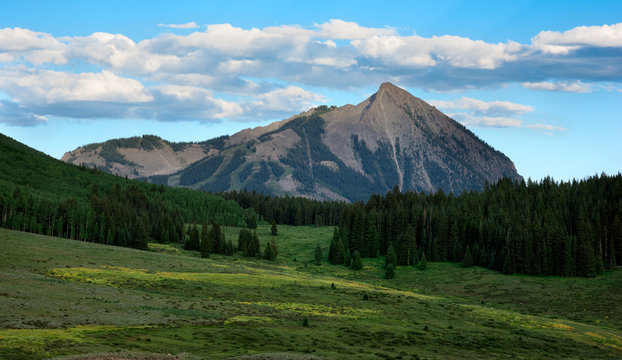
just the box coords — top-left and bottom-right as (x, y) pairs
(63, 83), (521, 201)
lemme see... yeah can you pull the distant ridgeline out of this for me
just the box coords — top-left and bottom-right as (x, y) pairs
(0, 134), (256, 251)
(225, 175), (622, 278)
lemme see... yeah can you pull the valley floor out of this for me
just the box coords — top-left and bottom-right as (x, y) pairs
(0, 226), (621, 359)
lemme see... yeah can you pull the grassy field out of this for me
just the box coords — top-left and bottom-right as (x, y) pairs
(1, 225), (621, 359)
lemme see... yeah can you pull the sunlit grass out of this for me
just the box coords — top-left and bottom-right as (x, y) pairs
(238, 301), (381, 319)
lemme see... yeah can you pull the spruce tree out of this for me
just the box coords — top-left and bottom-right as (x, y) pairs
(385, 243), (397, 268)
(344, 249), (352, 267)
(253, 231), (261, 258)
(264, 241), (274, 260)
(462, 245), (473, 268)
(333, 239), (345, 265)
(418, 251), (427, 270)
(314, 243), (322, 266)
(200, 228), (210, 258)
(351, 250), (363, 270)
(271, 220), (278, 235)
(270, 238), (278, 260)
(186, 225), (200, 251)
(385, 263), (395, 279)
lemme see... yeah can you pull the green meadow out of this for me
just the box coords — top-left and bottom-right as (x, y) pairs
(1, 225), (621, 359)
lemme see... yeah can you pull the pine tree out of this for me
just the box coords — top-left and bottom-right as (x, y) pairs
(351, 250), (363, 270)
(314, 243), (322, 266)
(270, 238), (278, 260)
(385, 243), (397, 268)
(185, 224), (200, 251)
(418, 251), (427, 270)
(385, 263), (395, 279)
(199, 222), (209, 255)
(200, 228), (210, 258)
(462, 245), (474, 268)
(344, 249), (352, 267)
(472, 242), (481, 266)
(253, 231), (261, 258)
(332, 239), (345, 265)
(264, 241), (274, 260)
(271, 220), (278, 235)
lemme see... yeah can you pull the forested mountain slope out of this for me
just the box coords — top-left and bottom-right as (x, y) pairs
(0, 133), (254, 250)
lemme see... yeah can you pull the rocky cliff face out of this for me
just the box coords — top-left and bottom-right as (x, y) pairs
(63, 83), (521, 201)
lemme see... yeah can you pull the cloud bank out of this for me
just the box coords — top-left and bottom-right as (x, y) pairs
(0, 20), (620, 126)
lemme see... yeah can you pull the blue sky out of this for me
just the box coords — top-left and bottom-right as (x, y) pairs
(0, 0), (621, 182)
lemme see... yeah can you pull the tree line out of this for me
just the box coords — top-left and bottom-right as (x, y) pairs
(328, 175), (621, 277)
(220, 189), (347, 227)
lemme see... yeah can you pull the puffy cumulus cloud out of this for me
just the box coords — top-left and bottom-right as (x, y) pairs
(0, 27), (67, 64)
(245, 86), (325, 119)
(3, 21), (622, 92)
(1, 20), (621, 126)
(145, 85), (244, 121)
(0, 69), (153, 105)
(532, 23), (622, 54)
(521, 81), (592, 93)
(0, 67), (325, 124)
(317, 19), (395, 40)
(430, 97), (533, 117)
(159, 23), (316, 57)
(350, 34), (523, 69)
(0, 27), (63, 52)
(158, 22), (200, 29)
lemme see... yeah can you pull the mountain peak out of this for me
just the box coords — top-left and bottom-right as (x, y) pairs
(63, 83), (522, 201)
(378, 81), (400, 90)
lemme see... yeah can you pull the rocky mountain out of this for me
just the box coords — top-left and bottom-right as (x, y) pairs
(63, 83), (521, 201)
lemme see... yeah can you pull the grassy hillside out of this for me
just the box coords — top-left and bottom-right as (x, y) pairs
(1, 226), (621, 359)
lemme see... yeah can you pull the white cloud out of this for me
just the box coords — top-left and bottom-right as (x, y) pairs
(0, 27), (63, 52)
(249, 86), (325, 113)
(526, 123), (567, 131)
(449, 112), (523, 128)
(0, 69), (153, 105)
(430, 97), (533, 117)
(317, 19), (395, 39)
(521, 81), (592, 93)
(532, 23), (622, 54)
(0, 20), (620, 126)
(158, 22), (200, 29)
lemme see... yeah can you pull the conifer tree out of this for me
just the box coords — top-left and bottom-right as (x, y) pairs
(200, 228), (210, 258)
(351, 250), (363, 270)
(252, 231), (261, 258)
(385, 263), (395, 279)
(418, 251), (427, 270)
(314, 243), (322, 266)
(186, 224), (200, 251)
(271, 220), (278, 235)
(462, 245), (473, 268)
(332, 239), (345, 265)
(270, 238), (278, 260)
(385, 243), (397, 268)
(472, 242), (481, 266)
(344, 249), (352, 267)
(264, 241), (274, 260)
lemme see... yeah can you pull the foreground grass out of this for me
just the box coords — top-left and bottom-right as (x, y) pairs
(0, 226), (621, 359)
